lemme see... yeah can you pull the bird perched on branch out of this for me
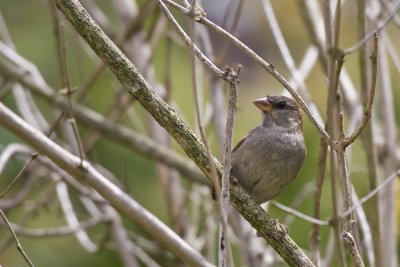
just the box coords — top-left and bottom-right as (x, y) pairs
(231, 95), (306, 204)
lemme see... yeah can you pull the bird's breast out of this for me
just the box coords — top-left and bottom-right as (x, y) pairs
(231, 128), (306, 203)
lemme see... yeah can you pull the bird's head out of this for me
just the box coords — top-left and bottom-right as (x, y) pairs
(253, 95), (303, 132)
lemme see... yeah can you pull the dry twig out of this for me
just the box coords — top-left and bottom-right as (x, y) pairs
(52, 0), (314, 265)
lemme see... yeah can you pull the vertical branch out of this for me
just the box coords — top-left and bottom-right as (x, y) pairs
(357, 1), (382, 265)
(378, 32), (398, 267)
(323, 0), (346, 265)
(351, 186), (375, 266)
(219, 67), (239, 267)
(188, 5), (223, 266)
(49, 1), (85, 163)
(298, 0), (362, 139)
(203, 0), (243, 157)
(310, 139), (328, 267)
(188, 4), (218, 190)
(337, 112), (353, 234)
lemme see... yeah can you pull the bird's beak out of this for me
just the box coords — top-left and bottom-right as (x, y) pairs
(253, 97), (272, 112)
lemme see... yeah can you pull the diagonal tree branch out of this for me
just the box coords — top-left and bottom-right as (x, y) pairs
(0, 101), (214, 267)
(0, 42), (207, 186)
(51, 0), (314, 265)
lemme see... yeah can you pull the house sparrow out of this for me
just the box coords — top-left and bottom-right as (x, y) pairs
(231, 95), (306, 204)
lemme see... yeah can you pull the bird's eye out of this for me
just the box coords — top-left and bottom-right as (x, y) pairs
(276, 101), (286, 109)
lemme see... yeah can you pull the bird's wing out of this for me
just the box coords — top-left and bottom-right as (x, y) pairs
(232, 127), (258, 153)
(232, 135), (247, 153)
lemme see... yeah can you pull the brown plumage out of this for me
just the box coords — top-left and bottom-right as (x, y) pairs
(231, 95), (306, 203)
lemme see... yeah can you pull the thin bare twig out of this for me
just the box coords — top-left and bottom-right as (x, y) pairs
(56, 181), (98, 252)
(297, 0), (363, 132)
(356, 2), (382, 264)
(0, 44), (207, 185)
(338, 30), (365, 267)
(200, 18), (330, 145)
(351, 185), (375, 267)
(378, 29), (398, 267)
(310, 139), (328, 267)
(49, 1), (85, 163)
(188, 11), (224, 266)
(270, 201), (329, 226)
(324, 0), (346, 265)
(338, 112), (354, 233)
(0, 112), (65, 198)
(0, 101), (214, 267)
(338, 111), (365, 264)
(383, 33), (400, 73)
(156, 0), (225, 78)
(75, 1), (156, 101)
(261, 0), (324, 126)
(201, 0), (243, 157)
(264, 169), (400, 231)
(0, 209), (35, 267)
(0, 146), (39, 210)
(99, 204), (140, 267)
(345, 32), (378, 146)
(282, 183), (315, 226)
(341, 170), (400, 218)
(163, 0), (331, 145)
(9, 216), (104, 237)
(0, 179), (56, 252)
(161, 31), (190, 236)
(219, 66), (239, 267)
(0, 153), (37, 198)
(52, 1), (316, 264)
(343, 2), (400, 55)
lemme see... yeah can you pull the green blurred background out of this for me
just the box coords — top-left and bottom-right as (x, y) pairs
(0, 0), (399, 266)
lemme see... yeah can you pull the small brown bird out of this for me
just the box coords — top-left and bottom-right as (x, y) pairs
(231, 95), (306, 204)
